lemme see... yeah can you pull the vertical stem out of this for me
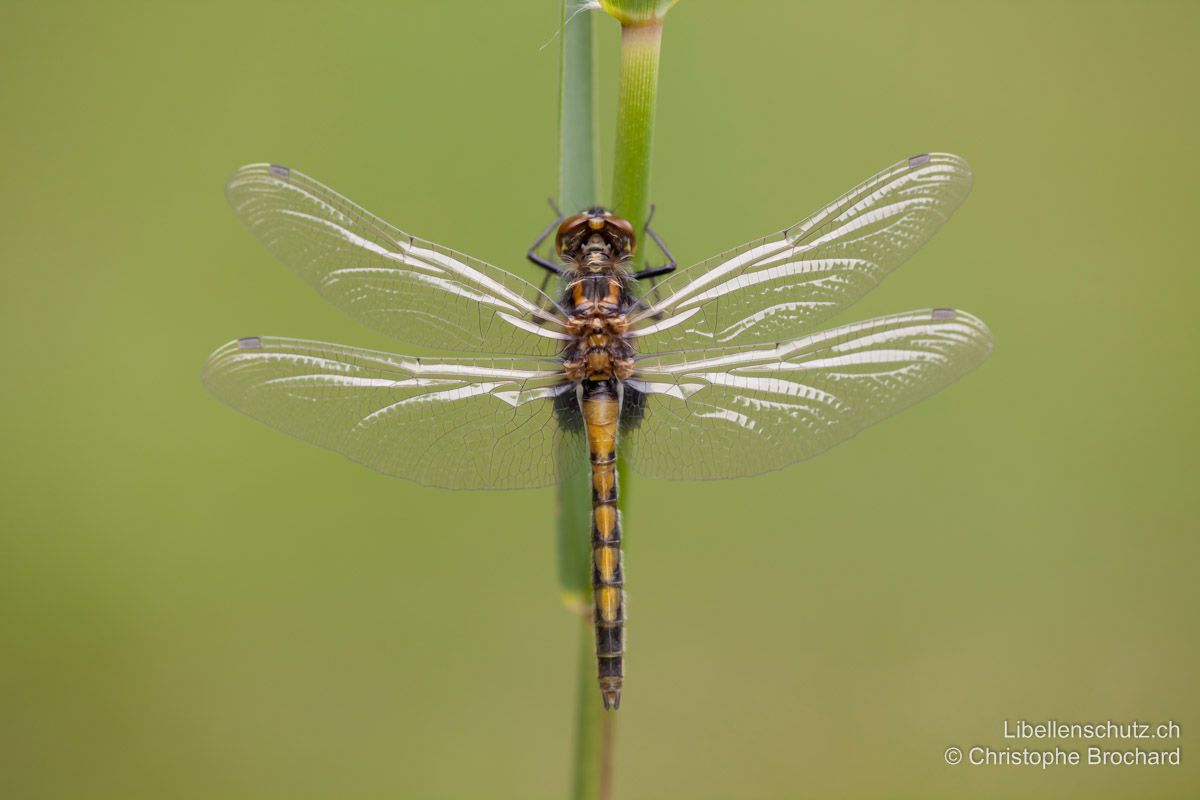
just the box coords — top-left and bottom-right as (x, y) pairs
(557, 6), (611, 800)
(571, 612), (615, 800)
(610, 20), (663, 271)
(559, 3), (600, 216)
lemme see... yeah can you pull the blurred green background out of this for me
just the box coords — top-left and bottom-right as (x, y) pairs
(2, 1), (1197, 798)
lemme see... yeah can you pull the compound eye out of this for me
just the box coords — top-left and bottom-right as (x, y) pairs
(556, 213), (591, 252)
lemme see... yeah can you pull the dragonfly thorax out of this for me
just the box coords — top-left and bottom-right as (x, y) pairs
(555, 209), (639, 382)
(562, 267), (636, 383)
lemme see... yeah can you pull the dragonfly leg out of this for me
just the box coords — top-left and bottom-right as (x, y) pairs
(630, 205), (675, 278)
(528, 203), (566, 276)
(631, 206), (676, 317)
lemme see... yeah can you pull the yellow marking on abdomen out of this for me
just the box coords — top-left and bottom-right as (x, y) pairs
(583, 395), (618, 454)
(592, 462), (615, 499)
(596, 586), (621, 623)
(594, 503), (617, 542)
(595, 546), (619, 582)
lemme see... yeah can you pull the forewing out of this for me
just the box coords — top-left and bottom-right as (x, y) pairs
(202, 337), (583, 489)
(621, 309), (992, 480)
(629, 153), (973, 353)
(226, 164), (569, 355)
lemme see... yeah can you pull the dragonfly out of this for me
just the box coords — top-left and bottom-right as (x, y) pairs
(202, 153), (993, 710)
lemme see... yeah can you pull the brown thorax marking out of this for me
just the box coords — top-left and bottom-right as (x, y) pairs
(558, 208), (638, 384)
(563, 311), (634, 382)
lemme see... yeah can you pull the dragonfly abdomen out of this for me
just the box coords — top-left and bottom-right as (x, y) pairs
(583, 378), (625, 711)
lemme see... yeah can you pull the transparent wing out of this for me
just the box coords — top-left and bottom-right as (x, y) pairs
(202, 336), (582, 489)
(621, 308), (992, 480)
(226, 164), (569, 355)
(629, 153), (973, 353)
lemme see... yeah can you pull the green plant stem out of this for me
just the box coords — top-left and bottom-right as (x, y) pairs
(559, 5), (600, 217)
(556, 5), (612, 800)
(571, 611), (614, 800)
(599, 0), (679, 27)
(610, 20), (663, 270)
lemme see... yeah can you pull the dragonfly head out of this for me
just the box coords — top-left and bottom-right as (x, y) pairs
(556, 208), (637, 267)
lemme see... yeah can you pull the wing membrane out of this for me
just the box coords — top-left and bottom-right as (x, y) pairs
(202, 337), (582, 489)
(226, 164), (569, 355)
(621, 308), (992, 480)
(629, 153), (973, 353)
